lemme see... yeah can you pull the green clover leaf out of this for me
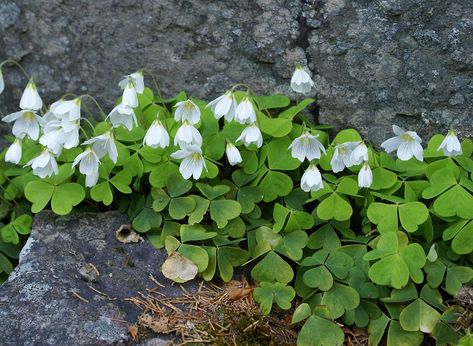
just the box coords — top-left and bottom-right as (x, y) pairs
(253, 281), (295, 315)
(210, 199), (241, 228)
(258, 170), (293, 202)
(251, 250), (294, 284)
(367, 201), (428, 233)
(297, 315), (344, 346)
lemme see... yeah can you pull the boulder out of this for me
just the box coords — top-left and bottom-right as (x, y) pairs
(1, 1), (473, 143)
(0, 211), (194, 345)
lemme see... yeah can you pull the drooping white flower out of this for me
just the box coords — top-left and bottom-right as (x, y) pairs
(0, 69), (4, 95)
(170, 145), (207, 180)
(206, 91), (237, 121)
(291, 65), (314, 94)
(174, 121), (203, 147)
(235, 97), (256, 124)
(438, 130), (462, 157)
(39, 118), (80, 155)
(19, 80), (43, 111)
(83, 131), (118, 163)
(61, 119), (80, 149)
(237, 123), (263, 148)
(5, 138), (22, 164)
(85, 171), (99, 188)
(39, 122), (65, 155)
(144, 119), (169, 149)
(107, 104), (137, 131)
(225, 143), (242, 166)
(118, 71), (144, 94)
(381, 125), (423, 161)
(121, 80), (138, 108)
(301, 164), (323, 192)
(25, 149), (58, 178)
(330, 141), (359, 173)
(72, 147), (100, 177)
(288, 131), (326, 162)
(2, 110), (45, 140)
(350, 142), (369, 165)
(358, 162), (373, 188)
(174, 99), (201, 125)
(50, 98), (81, 121)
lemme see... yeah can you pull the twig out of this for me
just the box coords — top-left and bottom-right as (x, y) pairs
(70, 291), (89, 303)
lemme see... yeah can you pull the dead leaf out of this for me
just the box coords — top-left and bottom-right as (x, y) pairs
(128, 324), (139, 341)
(227, 287), (253, 300)
(116, 225), (143, 243)
(161, 252), (198, 283)
(224, 279), (254, 300)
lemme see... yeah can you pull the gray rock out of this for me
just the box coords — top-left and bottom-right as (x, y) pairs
(1, 0), (473, 144)
(0, 211), (199, 345)
(307, 0), (473, 142)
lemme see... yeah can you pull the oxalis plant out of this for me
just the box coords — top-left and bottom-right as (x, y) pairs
(0, 59), (472, 345)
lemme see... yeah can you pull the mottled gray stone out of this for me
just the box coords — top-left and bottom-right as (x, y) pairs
(1, 0), (473, 144)
(306, 0), (473, 142)
(0, 211), (198, 345)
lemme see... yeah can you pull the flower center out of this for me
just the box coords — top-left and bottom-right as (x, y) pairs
(23, 111), (35, 120)
(191, 153), (202, 161)
(184, 101), (194, 110)
(401, 134), (413, 142)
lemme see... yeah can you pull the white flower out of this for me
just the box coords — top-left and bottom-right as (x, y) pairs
(235, 97), (256, 124)
(26, 149), (58, 178)
(85, 171), (99, 188)
(174, 99), (200, 125)
(206, 91), (237, 121)
(5, 138), (22, 164)
(39, 119), (80, 155)
(122, 80), (138, 108)
(237, 123), (263, 148)
(358, 162), (373, 188)
(350, 142), (368, 165)
(61, 119), (80, 149)
(118, 72), (144, 94)
(72, 147), (100, 176)
(39, 122), (65, 155)
(381, 125), (423, 161)
(19, 80), (43, 111)
(83, 131), (118, 163)
(438, 130), (462, 157)
(171, 145), (207, 180)
(291, 65), (314, 94)
(2, 110), (45, 140)
(174, 121), (203, 147)
(301, 164), (323, 192)
(144, 120), (169, 148)
(226, 143), (242, 166)
(0, 69), (4, 95)
(288, 131), (326, 162)
(330, 141), (359, 173)
(50, 98), (81, 121)
(107, 104), (137, 131)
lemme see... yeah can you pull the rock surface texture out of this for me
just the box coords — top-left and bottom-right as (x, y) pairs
(0, 211), (189, 345)
(1, 0), (473, 143)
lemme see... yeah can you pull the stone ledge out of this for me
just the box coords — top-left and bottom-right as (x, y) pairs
(0, 211), (199, 345)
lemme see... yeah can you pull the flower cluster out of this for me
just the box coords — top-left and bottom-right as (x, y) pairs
(0, 64), (464, 194)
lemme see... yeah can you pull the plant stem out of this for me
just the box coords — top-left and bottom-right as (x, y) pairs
(79, 94), (107, 120)
(0, 60), (30, 80)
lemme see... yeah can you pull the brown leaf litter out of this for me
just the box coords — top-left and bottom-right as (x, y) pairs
(126, 276), (298, 345)
(454, 285), (473, 331)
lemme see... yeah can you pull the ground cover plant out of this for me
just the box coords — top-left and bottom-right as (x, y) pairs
(0, 60), (472, 345)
